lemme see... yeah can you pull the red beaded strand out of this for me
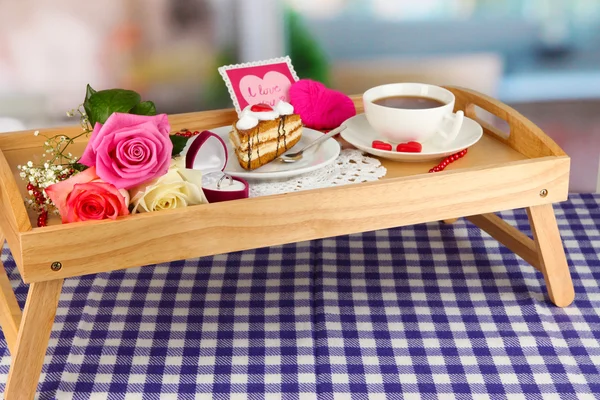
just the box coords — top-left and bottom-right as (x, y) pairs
(429, 148), (468, 173)
(37, 210), (48, 227)
(175, 129), (201, 138)
(28, 181), (48, 227)
(29, 167), (76, 227)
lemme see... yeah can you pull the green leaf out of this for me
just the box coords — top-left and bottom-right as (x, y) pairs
(71, 162), (89, 172)
(83, 85), (97, 126)
(85, 84), (97, 102)
(170, 134), (189, 157)
(286, 10), (330, 85)
(130, 101), (157, 116)
(85, 89), (141, 127)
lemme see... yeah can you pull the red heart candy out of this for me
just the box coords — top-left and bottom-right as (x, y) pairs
(372, 140), (392, 151)
(396, 141), (422, 153)
(250, 103), (273, 112)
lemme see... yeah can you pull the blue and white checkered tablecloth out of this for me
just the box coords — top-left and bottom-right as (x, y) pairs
(0, 194), (599, 399)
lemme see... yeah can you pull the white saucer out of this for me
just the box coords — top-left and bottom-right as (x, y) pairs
(186, 126), (340, 181)
(340, 113), (483, 162)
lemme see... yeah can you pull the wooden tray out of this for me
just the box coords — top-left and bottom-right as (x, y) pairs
(0, 87), (574, 399)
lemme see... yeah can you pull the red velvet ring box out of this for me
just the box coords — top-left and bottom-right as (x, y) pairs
(185, 131), (249, 203)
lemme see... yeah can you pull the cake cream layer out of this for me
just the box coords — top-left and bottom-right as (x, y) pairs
(230, 125), (302, 163)
(233, 114), (302, 146)
(229, 123), (302, 153)
(231, 130), (302, 171)
(234, 120), (302, 150)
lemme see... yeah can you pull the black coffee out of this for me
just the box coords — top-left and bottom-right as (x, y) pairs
(373, 95), (446, 110)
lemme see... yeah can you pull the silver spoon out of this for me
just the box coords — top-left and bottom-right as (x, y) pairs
(277, 125), (347, 163)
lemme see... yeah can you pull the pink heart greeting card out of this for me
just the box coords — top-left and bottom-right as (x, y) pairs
(218, 56), (299, 114)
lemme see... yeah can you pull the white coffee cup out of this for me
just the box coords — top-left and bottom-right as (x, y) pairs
(363, 83), (464, 145)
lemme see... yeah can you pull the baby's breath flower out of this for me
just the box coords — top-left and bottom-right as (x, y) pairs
(18, 124), (89, 218)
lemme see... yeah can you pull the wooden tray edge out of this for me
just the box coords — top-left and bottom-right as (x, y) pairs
(19, 155), (569, 283)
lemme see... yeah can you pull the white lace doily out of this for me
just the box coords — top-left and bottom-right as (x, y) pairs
(248, 149), (387, 197)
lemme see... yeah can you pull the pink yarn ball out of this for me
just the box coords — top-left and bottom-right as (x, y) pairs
(289, 79), (356, 130)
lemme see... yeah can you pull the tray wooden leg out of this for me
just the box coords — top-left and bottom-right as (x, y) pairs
(443, 218), (459, 224)
(467, 205), (574, 307)
(5, 279), (63, 400)
(527, 204), (575, 308)
(467, 213), (541, 269)
(0, 232), (22, 355)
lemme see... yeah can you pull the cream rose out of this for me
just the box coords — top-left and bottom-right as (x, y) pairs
(129, 157), (208, 213)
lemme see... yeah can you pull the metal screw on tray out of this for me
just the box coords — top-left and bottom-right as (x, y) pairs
(51, 262), (62, 271)
(540, 189), (548, 198)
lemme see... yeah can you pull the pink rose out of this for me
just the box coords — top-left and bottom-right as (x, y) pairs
(79, 113), (172, 189)
(46, 167), (130, 223)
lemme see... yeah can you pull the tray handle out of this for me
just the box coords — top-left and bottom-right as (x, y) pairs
(0, 148), (32, 268)
(444, 86), (565, 158)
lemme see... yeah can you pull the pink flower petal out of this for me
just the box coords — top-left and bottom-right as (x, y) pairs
(46, 167), (100, 222)
(63, 181), (129, 223)
(79, 123), (104, 166)
(117, 139), (151, 166)
(76, 112), (173, 190)
(116, 138), (156, 170)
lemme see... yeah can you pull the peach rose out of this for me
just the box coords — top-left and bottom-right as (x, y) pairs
(46, 167), (130, 223)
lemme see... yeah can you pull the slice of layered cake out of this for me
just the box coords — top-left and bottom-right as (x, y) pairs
(229, 101), (303, 170)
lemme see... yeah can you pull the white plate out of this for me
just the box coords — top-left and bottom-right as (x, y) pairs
(340, 113), (483, 162)
(196, 126), (340, 180)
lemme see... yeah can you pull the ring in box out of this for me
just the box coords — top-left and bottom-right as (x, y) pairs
(185, 131), (249, 203)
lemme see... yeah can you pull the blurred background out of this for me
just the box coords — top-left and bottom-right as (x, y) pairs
(0, 0), (598, 193)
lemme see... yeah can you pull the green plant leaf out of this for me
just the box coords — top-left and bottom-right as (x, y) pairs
(84, 89), (141, 127)
(85, 84), (97, 102)
(71, 162), (89, 172)
(83, 85), (97, 126)
(285, 9), (330, 85)
(130, 101), (157, 116)
(170, 135), (188, 157)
